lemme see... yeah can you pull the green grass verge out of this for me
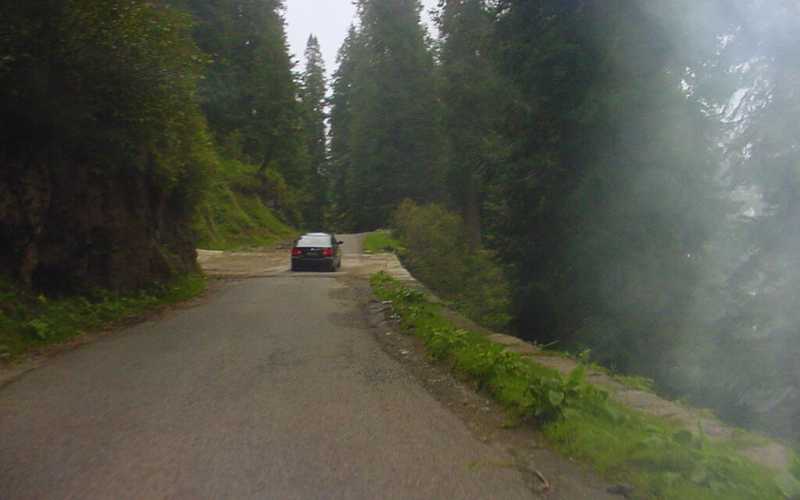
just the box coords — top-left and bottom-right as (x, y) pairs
(371, 271), (800, 500)
(363, 229), (403, 254)
(0, 273), (207, 361)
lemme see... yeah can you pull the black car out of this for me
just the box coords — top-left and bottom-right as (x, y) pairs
(290, 233), (343, 272)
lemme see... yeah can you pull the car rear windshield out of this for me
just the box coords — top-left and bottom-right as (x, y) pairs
(297, 236), (331, 247)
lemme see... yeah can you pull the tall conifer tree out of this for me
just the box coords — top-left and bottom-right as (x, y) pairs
(186, 0), (307, 186)
(328, 26), (361, 229)
(299, 35), (328, 229)
(330, 0), (443, 230)
(437, 0), (501, 245)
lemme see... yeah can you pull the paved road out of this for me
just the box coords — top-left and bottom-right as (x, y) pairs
(0, 235), (538, 499)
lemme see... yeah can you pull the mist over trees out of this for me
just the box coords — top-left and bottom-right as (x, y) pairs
(329, 0), (800, 441)
(675, 0), (800, 437)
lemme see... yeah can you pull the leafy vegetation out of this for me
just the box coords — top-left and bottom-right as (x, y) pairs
(0, 273), (206, 361)
(371, 272), (797, 500)
(391, 201), (511, 331)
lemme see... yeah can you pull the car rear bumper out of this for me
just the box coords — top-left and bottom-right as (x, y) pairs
(292, 257), (335, 269)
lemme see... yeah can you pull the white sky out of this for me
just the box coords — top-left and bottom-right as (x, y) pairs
(284, 0), (439, 76)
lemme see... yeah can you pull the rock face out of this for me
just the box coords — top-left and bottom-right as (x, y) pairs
(0, 155), (197, 293)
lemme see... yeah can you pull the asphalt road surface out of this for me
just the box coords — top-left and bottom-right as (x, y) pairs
(0, 235), (545, 499)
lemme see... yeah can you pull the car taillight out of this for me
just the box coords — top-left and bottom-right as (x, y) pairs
(291, 247), (302, 256)
(323, 248), (333, 257)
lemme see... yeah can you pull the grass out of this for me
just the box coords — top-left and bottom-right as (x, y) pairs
(0, 273), (207, 361)
(371, 271), (800, 500)
(363, 229), (403, 254)
(193, 184), (296, 250)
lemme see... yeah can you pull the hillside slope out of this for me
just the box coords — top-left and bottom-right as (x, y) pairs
(193, 159), (296, 250)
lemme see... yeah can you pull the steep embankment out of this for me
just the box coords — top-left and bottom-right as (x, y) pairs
(192, 159), (296, 250)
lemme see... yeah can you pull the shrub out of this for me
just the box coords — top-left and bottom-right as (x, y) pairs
(391, 200), (511, 330)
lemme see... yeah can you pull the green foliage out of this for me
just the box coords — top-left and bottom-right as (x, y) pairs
(0, 0), (212, 189)
(0, 273), (206, 360)
(185, 0), (308, 185)
(391, 201), (511, 330)
(371, 272), (791, 500)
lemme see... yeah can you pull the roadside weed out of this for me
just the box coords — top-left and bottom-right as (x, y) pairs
(0, 273), (206, 360)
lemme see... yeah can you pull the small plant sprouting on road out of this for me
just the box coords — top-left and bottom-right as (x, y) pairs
(371, 271), (796, 500)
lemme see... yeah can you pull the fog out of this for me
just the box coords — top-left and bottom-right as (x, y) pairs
(619, 0), (800, 441)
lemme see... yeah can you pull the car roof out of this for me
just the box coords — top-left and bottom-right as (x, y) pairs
(303, 232), (331, 237)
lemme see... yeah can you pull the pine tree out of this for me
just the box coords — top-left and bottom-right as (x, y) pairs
(328, 26), (361, 230)
(186, 0), (307, 187)
(299, 35), (328, 229)
(331, 0), (444, 230)
(437, 0), (502, 245)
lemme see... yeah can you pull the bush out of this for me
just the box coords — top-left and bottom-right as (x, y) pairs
(391, 200), (511, 330)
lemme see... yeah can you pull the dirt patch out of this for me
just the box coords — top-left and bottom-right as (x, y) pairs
(197, 248), (289, 278)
